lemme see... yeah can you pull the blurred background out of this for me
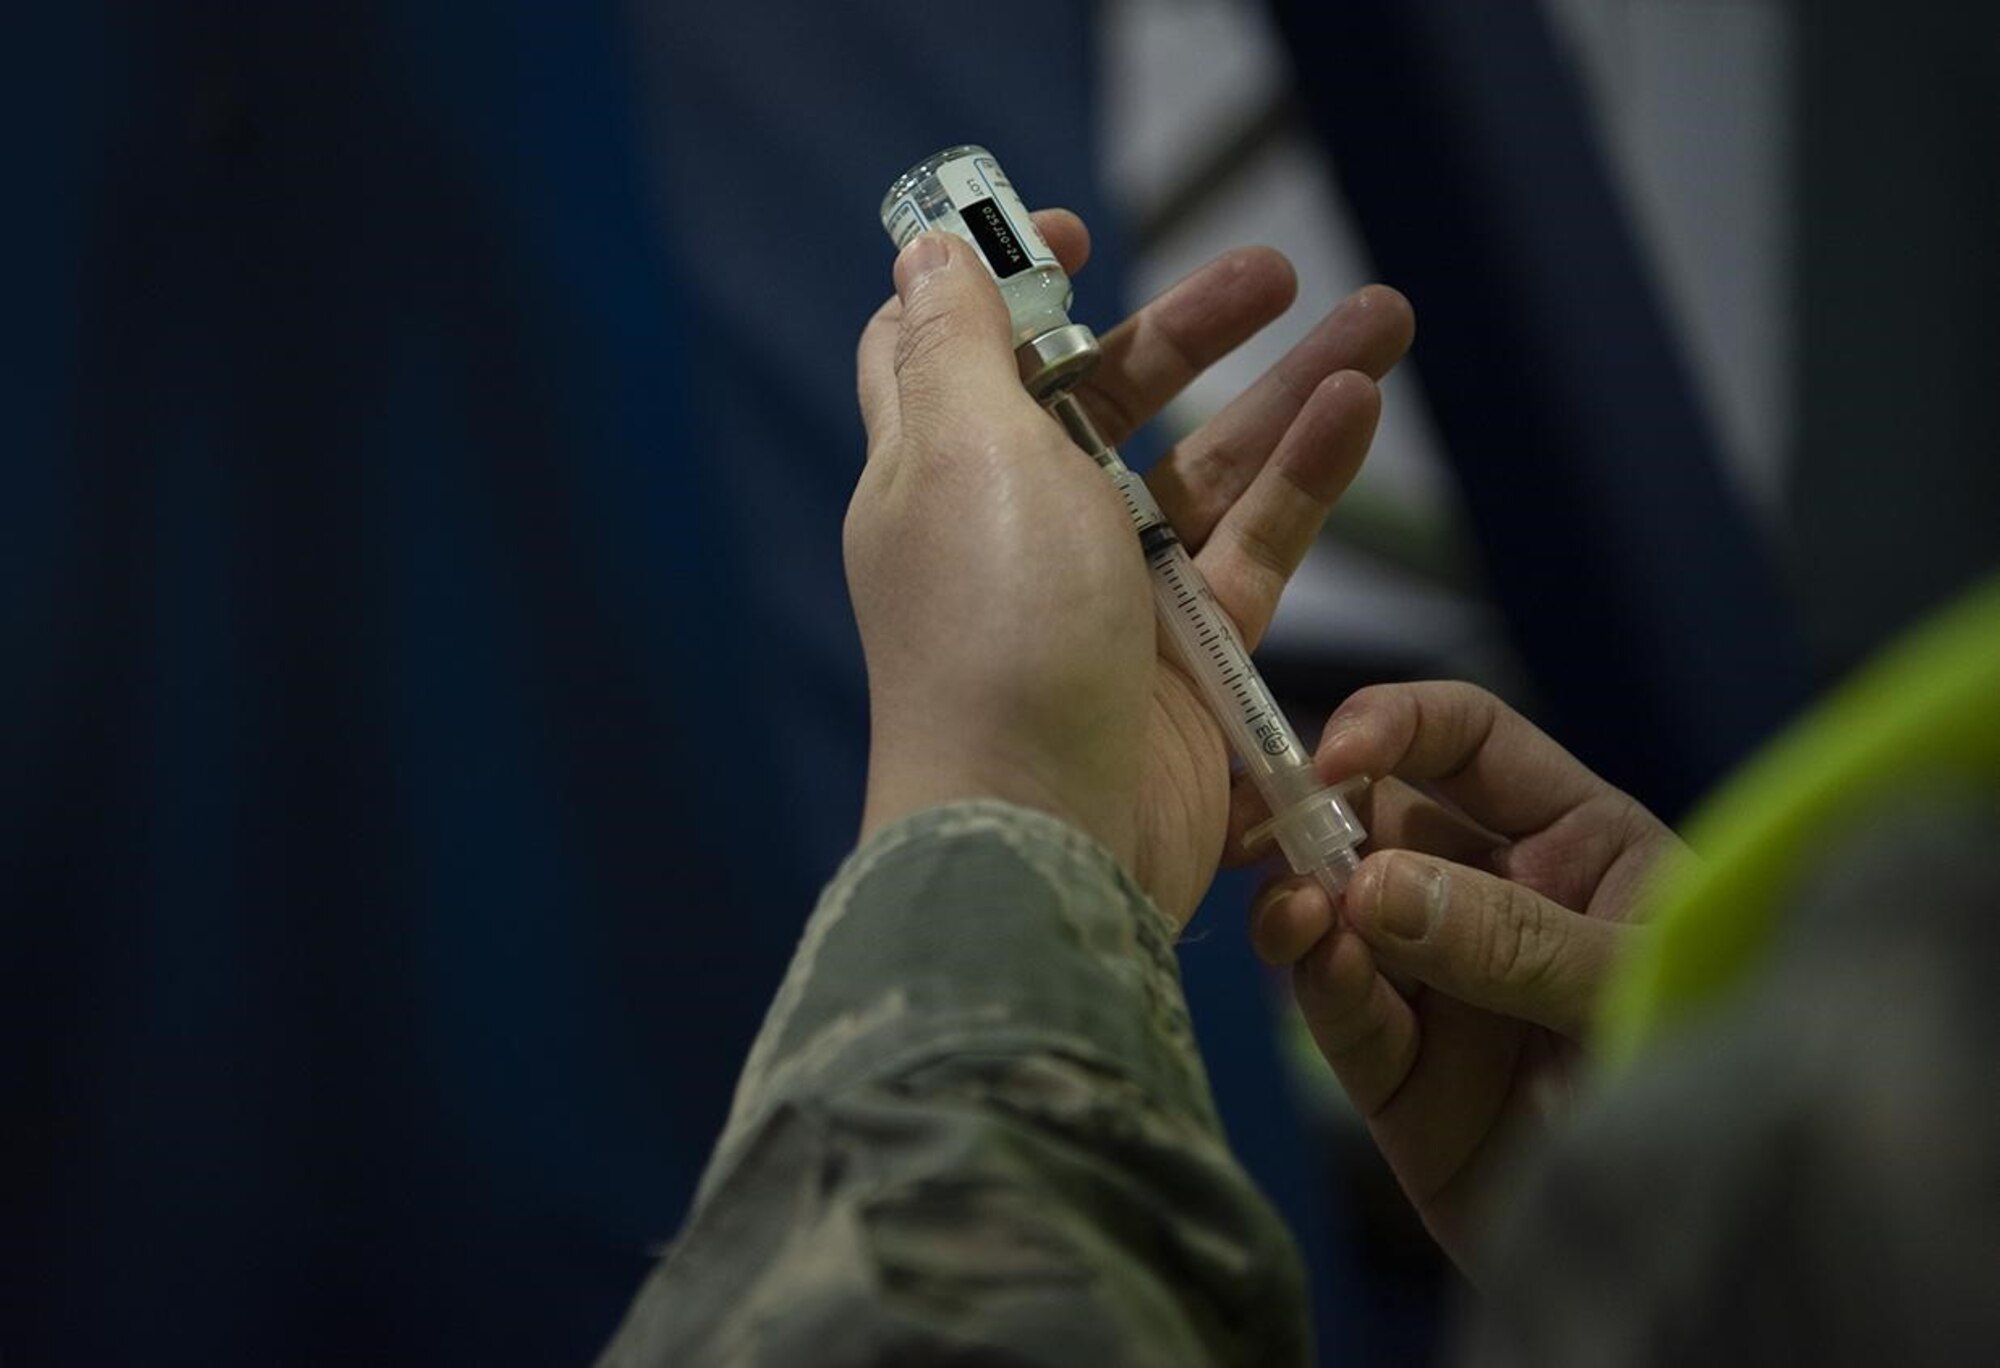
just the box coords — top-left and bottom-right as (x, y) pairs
(4, 0), (1994, 1363)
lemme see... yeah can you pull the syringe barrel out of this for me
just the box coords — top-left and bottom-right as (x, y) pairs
(1146, 539), (1312, 781)
(1147, 536), (1367, 890)
(1050, 389), (1369, 886)
(1084, 443), (1366, 886)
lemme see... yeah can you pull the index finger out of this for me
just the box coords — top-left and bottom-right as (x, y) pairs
(1147, 284), (1414, 551)
(1316, 681), (1621, 840)
(1073, 246), (1301, 449)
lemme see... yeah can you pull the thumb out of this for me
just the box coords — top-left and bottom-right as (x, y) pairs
(1344, 851), (1625, 1039)
(888, 232), (1029, 448)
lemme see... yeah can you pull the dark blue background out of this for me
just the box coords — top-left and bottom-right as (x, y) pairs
(18, 0), (1952, 1361)
(1, 3), (1347, 1361)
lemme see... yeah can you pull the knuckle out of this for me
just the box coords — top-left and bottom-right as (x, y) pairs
(1423, 682), (1499, 784)
(1345, 682), (1396, 710)
(1199, 563), (1276, 650)
(1345, 680), (1411, 731)
(1437, 679), (1500, 708)
(1321, 996), (1392, 1063)
(1300, 936), (1373, 1020)
(1158, 439), (1237, 535)
(1478, 886), (1559, 992)
(891, 301), (962, 380)
(1233, 515), (1296, 586)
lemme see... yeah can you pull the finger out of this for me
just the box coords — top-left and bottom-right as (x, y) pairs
(1221, 767), (1277, 868)
(1292, 925), (1421, 1116)
(1075, 246), (1298, 448)
(1029, 208), (1090, 277)
(1248, 874), (1335, 967)
(1192, 370), (1379, 648)
(857, 294), (905, 453)
(1223, 770), (1503, 875)
(1249, 871), (1428, 1002)
(1367, 991), (1528, 1218)
(1151, 284), (1414, 552)
(1357, 777), (1506, 870)
(1400, 1032), (1550, 1273)
(1344, 851), (1627, 1038)
(1316, 681), (1624, 841)
(884, 233), (1040, 457)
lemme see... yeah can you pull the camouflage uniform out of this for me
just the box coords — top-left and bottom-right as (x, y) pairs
(598, 800), (1309, 1365)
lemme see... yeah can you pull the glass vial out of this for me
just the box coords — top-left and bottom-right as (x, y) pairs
(880, 144), (1075, 347)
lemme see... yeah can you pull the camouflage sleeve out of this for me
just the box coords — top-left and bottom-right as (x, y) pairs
(598, 800), (1310, 1366)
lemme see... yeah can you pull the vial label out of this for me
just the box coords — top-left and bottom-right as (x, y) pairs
(898, 153), (1054, 281)
(960, 197), (1033, 278)
(884, 197), (926, 250)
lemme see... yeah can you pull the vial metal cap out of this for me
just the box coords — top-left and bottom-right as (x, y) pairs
(1016, 323), (1101, 399)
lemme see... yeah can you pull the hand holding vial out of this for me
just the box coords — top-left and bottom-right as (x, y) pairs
(851, 185), (1413, 927)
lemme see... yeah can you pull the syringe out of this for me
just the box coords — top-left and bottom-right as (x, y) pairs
(882, 145), (1367, 899)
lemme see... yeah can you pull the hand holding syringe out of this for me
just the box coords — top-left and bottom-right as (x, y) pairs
(881, 146), (1376, 902)
(1044, 388), (1371, 902)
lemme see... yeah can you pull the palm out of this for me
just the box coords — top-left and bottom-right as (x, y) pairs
(1132, 662), (1236, 925)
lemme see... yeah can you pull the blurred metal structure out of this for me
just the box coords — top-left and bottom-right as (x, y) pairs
(1266, 0), (1811, 819)
(1791, 0), (2000, 678)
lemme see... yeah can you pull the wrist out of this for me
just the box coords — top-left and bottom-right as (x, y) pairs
(861, 743), (1140, 880)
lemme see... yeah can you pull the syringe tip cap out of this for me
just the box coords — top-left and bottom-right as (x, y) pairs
(1247, 783), (1368, 886)
(1313, 847), (1362, 902)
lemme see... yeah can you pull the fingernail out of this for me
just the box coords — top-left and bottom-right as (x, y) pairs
(1251, 882), (1289, 925)
(1375, 855), (1446, 942)
(894, 232), (953, 300)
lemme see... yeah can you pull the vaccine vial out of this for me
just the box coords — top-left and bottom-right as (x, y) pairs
(882, 145), (1100, 396)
